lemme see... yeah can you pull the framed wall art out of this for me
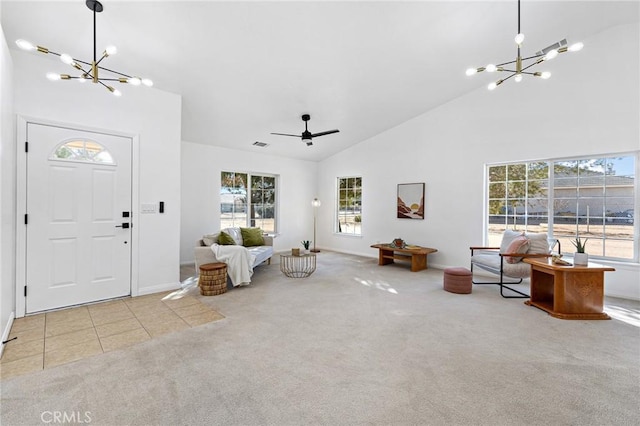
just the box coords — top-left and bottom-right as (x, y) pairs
(397, 183), (425, 219)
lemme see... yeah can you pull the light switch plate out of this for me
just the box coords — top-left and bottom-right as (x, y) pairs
(141, 203), (157, 214)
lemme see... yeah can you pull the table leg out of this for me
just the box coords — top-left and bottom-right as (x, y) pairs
(378, 249), (394, 266)
(410, 253), (427, 272)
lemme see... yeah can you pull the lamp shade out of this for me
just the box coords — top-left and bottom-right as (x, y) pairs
(16, 39), (35, 51)
(60, 53), (74, 65)
(312, 198), (321, 208)
(568, 42), (584, 52)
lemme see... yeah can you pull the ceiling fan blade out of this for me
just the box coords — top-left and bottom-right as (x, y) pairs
(270, 132), (301, 137)
(311, 129), (340, 138)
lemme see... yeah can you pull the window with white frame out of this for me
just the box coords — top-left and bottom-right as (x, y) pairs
(220, 171), (277, 233)
(336, 176), (362, 235)
(487, 154), (637, 261)
(51, 139), (115, 164)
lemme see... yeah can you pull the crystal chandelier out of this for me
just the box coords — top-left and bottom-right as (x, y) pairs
(466, 0), (583, 90)
(15, 0), (152, 97)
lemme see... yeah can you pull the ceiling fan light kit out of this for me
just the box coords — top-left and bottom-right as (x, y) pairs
(271, 114), (340, 147)
(466, 0), (583, 90)
(15, 0), (152, 97)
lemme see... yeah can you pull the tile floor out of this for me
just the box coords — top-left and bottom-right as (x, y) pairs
(0, 284), (223, 381)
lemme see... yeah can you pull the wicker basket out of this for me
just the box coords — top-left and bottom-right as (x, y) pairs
(198, 262), (228, 296)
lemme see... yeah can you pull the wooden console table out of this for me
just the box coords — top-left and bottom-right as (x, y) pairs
(523, 258), (615, 320)
(370, 244), (437, 272)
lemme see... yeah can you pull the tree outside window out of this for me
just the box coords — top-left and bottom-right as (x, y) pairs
(487, 155), (636, 261)
(250, 175), (276, 232)
(221, 171), (277, 233)
(337, 177), (362, 235)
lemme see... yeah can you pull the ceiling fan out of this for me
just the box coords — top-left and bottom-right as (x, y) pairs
(271, 114), (339, 146)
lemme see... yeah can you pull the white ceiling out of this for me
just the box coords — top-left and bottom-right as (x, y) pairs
(2, 1), (638, 161)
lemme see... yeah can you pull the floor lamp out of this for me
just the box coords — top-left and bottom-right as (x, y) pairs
(311, 198), (321, 253)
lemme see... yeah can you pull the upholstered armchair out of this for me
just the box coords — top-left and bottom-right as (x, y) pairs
(470, 230), (560, 298)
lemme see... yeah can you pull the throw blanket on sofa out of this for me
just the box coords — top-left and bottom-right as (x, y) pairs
(210, 244), (256, 287)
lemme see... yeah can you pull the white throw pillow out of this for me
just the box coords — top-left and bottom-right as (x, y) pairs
(526, 232), (551, 254)
(202, 233), (220, 246)
(500, 229), (524, 253)
(223, 227), (244, 246)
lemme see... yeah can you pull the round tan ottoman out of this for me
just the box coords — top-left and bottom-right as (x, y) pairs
(198, 263), (228, 296)
(443, 267), (472, 294)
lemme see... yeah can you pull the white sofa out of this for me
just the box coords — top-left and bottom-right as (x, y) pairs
(194, 227), (273, 287)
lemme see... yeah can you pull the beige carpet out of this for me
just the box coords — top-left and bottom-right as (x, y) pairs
(1, 251), (639, 425)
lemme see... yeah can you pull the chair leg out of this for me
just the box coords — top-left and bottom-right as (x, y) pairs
(470, 264), (529, 299)
(498, 283), (529, 299)
(472, 279), (529, 298)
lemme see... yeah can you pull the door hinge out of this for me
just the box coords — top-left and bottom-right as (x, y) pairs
(24, 214), (28, 225)
(25, 141), (28, 153)
(24, 286), (27, 297)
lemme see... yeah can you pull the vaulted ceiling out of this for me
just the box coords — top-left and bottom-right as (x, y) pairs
(2, 1), (638, 161)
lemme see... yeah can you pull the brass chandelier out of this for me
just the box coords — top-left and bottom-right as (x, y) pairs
(466, 0), (583, 90)
(16, 0), (152, 97)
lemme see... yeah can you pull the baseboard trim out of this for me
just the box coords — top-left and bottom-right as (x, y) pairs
(137, 282), (181, 296)
(604, 292), (640, 302)
(1, 312), (16, 359)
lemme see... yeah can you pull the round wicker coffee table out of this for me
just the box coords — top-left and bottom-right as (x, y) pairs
(280, 254), (316, 278)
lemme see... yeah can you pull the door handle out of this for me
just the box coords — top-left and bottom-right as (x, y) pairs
(115, 223), (130, 229)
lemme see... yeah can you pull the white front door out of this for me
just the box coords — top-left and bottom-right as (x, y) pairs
(25, 123), (132, 313)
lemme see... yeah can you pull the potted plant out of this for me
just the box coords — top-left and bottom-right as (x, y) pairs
(301, 240), (311, 254)
(572, 237), (589, 265)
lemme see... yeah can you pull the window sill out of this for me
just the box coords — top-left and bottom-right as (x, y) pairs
(577, 258), (640, 270)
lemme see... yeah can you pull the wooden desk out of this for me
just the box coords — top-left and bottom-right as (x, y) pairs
(523, 258), (615, 320)
(370, 244), (437, 272)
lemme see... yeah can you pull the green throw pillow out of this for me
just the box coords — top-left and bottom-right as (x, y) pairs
(240, 227), (265, 247)
(217, 231), (236, 245)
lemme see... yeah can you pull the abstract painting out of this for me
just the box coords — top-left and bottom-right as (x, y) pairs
(397, 183), (425, 219)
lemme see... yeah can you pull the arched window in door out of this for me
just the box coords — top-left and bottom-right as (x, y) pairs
(50, 139), (115, 164)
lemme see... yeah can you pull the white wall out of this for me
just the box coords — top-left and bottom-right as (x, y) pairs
(180, 141), (318, 263)
(11, 50), (182, 302)
(318, 23), (640, 300)
(1, 19), (16, 353)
